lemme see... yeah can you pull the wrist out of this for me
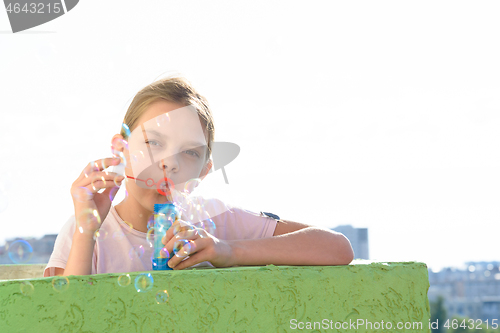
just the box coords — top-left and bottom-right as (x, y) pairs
(72, 229), (97, 242)
(227, 240), (245, 267)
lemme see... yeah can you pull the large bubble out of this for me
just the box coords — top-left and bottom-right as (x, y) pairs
(8, 240), (33, 264)
(134, 273), (154, 293)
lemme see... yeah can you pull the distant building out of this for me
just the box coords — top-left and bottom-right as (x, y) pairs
(428, 261), (500, 321)
(331, 225), (369, 260)
(0, 234), (57, 265)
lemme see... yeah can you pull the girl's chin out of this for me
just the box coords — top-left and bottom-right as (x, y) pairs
(155, 193), (173, 203)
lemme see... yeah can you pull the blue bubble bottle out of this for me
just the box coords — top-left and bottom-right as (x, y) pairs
(152, 203), (180, 270)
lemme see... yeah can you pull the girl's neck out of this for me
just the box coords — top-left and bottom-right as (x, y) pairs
(114, 199), (152, 233)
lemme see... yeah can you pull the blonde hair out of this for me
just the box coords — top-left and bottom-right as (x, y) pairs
(120, 77), (215, 161)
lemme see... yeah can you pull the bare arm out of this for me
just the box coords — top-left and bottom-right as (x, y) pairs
(165, 219), (354, 269)
(63, 232), (96, 276)
(232, 220), (353, 266)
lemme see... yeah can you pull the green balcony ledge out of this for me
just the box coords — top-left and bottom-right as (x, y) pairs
(0, 261), (430, 332)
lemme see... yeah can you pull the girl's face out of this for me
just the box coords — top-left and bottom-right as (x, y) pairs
(118, 100), (211, 209)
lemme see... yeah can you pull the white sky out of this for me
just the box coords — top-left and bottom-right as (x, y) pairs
(1, 1), (499, 271)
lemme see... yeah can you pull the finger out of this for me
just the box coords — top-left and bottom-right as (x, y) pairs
(87, 173), (125, 191)
(167, 239), (198, 268)
(171, 251), (208, 270)
(82, 157), (121, 179)
(162, 219), (195, 246)
(75, 171), (124, 192)
(161, 225), (176, 247)
(163, 228), (200, 255)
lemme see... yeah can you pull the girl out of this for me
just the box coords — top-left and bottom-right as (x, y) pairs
(44, 76), (354, 277)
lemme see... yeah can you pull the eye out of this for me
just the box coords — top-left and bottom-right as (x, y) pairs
(184, 150), (200, 158)
(145, 140), (160, 147)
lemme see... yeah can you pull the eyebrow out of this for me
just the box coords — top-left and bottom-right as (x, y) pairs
(142, 129), (207, 148)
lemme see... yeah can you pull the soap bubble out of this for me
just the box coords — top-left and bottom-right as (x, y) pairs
(113, 175), (124, 187)
(146, 229), (154, 247)
(72, 186), (93, 203)
(155, 290), (169, 304)
(173, 239), (193, 258)
(173, 220), (196, 238)
(201, 218), (216, 235)
(108, 186), (120, 202)
(155, 212), (175, 230)
(52, 276), (69, 292)
(184, 178), (202, 194)
(112, 137), (129, 152)
(112, 230), (125, 241)
(159, 247), (170, 259)
(121, 220), (134, 234)
(147, 215), (155, 229)
(155, 113), (170, 128)
(84, 161), (100, 178)
(76, 208), (101, 234)
(117, 274), (131, 287)
(121, 123), (131, 138)
(20, 281), (34, 296)
(91, 175), (107, 192)
(134, 273), (153, 293)
(93, 229), (108, 241)
(129, 245), (145, 260)
(8, 240), (33, 264)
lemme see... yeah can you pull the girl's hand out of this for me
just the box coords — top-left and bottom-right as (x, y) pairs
(162, 222), (235, 270)
(70, 157), (125, 236)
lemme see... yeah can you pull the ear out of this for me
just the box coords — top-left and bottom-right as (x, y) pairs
(111, 134), (128, 154)
(199, 159), (213, 180)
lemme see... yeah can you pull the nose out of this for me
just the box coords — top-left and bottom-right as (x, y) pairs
(158, 155), (178, 173)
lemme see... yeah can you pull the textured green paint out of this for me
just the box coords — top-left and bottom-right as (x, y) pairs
(0, 262), (430, 332)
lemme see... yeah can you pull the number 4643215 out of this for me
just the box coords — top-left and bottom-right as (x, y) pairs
(444, 318), (498, 330)
(6, 3), (62, 14)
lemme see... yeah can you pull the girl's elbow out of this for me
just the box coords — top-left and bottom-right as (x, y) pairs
(333, 234), (354, 265)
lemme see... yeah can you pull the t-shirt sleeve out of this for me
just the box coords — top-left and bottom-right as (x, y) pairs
(43, 215), (76, 277)
(207, 199), (278, 240)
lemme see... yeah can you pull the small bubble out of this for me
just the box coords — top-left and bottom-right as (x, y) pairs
(93, 229), (108, 241)
(76, 208), (101, 233)
(52, 276), (69, 292)
(202, 218), (216, 235)
(159, 247), (169, 258)
(20, 281), (34, 296)
(184, 178), (202, 194)
(147, 215), (155, 229)
(173, 239), (193, 258)
(155, 290), (169, 304)
(121, 123), (131, 138)
(109, 186), (120, 201)
(129, 245), (145, 260)
(146, 228), (154, 247)
(134, 273), (153, 293)
(121, 220), (134, 234)
(91, 175), (107, 192)
(112, 230), (125, 241)
(8, 240), (33, 264)
(72, 187), (93, 203)
(173, 220), (196, 238)
(117, 274), (131, 287)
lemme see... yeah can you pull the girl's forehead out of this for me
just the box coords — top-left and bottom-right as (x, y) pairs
(131, 104), (207, 144)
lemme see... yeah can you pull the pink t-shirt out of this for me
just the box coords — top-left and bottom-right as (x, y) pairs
(44, 198), (277, 276)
